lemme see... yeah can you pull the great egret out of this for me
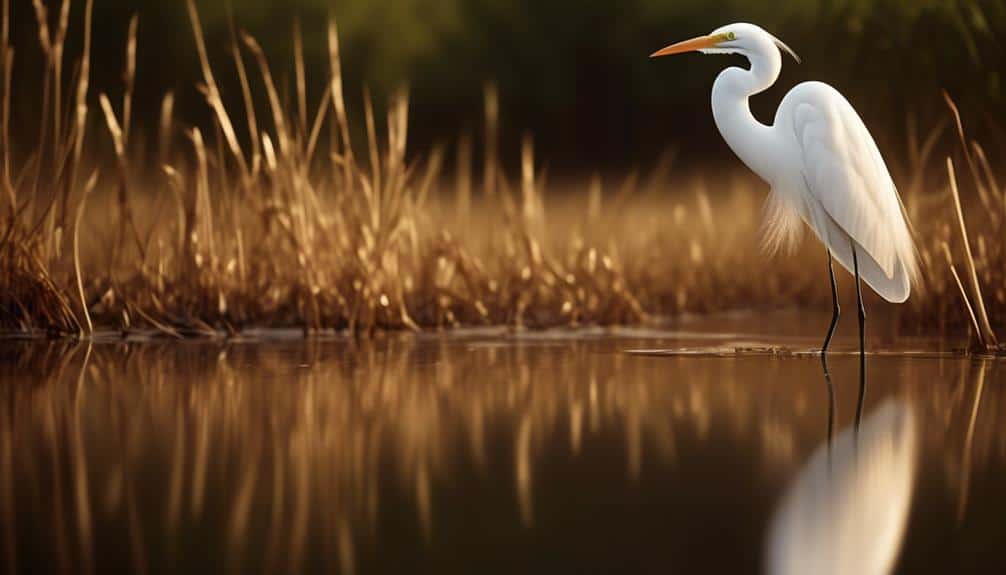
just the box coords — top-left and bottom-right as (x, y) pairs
(651, 24), (919, 356)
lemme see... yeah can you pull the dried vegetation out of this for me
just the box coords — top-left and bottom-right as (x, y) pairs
(0, 0), (1003, 351)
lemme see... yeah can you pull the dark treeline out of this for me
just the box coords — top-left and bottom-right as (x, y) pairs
(7, 0), (1006, 174)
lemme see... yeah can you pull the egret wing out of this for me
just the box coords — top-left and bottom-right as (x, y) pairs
(792, 87), (913, 279)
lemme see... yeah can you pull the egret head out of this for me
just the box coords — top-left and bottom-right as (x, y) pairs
(650, 23), (800, 64)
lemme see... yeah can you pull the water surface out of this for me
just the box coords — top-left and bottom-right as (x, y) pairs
(1, 316), (1004, 573)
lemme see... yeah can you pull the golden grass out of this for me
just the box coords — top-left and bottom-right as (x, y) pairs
(0, 0), (1003, 348)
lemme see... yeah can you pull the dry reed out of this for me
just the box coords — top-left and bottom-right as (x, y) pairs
(0, 1), (1003, 347)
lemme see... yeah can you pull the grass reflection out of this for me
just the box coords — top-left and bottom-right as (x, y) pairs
(0, 337), (1002, 572)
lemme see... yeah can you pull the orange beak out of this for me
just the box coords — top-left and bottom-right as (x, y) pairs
(650, 35), (719, 58)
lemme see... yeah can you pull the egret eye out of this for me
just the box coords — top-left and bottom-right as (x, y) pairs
(727, 32), (736, 41)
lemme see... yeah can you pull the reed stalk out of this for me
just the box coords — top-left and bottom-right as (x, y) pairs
(186, 0), (248, 178)
(946, 157), (998, 350)
(73, 170), (98, 335)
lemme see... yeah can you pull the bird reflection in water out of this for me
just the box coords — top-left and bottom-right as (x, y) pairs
(766, 399), (918, 575)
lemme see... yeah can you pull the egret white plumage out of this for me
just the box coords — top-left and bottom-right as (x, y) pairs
(651, 23), (919, 356)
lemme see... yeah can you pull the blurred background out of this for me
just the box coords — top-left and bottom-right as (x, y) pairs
(8, 0), (1006, 174)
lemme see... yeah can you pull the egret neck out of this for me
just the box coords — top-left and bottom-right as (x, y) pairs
(711, 45), (782, 184)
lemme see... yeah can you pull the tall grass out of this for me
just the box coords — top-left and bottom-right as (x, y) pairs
(0, 0), (1003, 347)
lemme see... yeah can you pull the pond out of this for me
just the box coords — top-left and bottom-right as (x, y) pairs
(1, 312), (1003, 573)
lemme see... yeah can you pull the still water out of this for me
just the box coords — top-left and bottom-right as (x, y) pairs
(1, 316), (1004, 574)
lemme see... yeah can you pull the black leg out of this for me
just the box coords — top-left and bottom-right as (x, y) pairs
(851, 240), (866, 358)
(852, 240), (867, 433)
(821, 250), (841, 355)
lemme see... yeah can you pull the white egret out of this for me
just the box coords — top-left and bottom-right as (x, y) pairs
(651, 24), (919, 355)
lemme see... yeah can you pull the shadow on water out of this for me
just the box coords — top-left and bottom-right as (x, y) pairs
(0, 333), (1004, 573)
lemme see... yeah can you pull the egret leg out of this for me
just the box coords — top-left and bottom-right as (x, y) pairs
(819, 249), (839, 449)
(851, 240), (866, 357)
(852, 240), (867, 434)
(821, 250), (841, 355)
